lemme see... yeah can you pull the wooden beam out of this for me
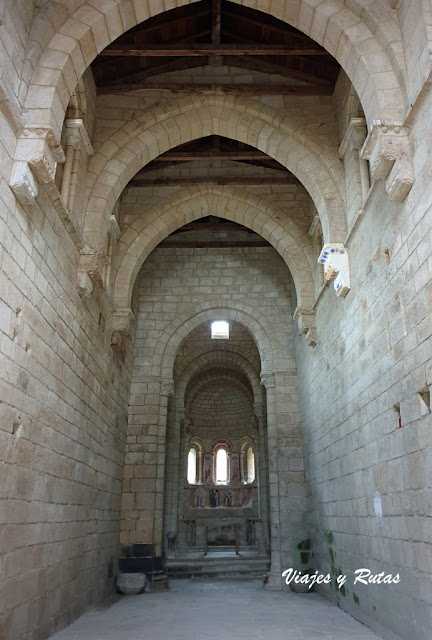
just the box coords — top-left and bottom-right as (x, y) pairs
(212, 0), (221, 46)
(157, 240), (269, 248)
(97, 82), (333, 95)
(128, 176), (298, 186)
(223, 55), (334, 87)
(155, 151), (271, 161)
(99, 44), (330, 57)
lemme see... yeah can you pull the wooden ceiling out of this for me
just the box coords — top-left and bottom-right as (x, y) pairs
(130, 135), (295, 181)
(92, 0), (340, 95)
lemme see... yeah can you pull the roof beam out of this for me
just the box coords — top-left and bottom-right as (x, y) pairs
(153, 151), (272, 161)
(99, 44), (330, 57)
(97, 82), (333, 95)
(128, 176), (299, 186)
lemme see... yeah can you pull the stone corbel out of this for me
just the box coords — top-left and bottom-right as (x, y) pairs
(10, 126), (65, 205)
(293, 307), (317, 347)
(9, 162), (38, 206)
(318, 244), (350, 298)
(77, 247), (105, 296)
(360, 124), (413, 203)
(111, 308), (135, 361)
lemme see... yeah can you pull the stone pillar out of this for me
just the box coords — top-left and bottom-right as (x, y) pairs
(253, 402), (270, 553)
(153, 379), (175, 557)
(60, 121), (81, 206)
(260, 372), (282, 589)
(163, 403), (181, 555)
(261, 371), (308, 590)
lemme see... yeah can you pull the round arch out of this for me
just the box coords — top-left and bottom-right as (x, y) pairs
(185, 370), (255, 414)
(24, 0), (405, 139)
(113, 186), (315, 310)
(156, 305), (280, 381)
(175, 350), (262, 403)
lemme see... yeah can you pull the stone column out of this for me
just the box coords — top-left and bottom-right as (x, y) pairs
(60, 122), (81, 206)
(253, 402), (270, 553)
(153, 379), (175, 558)
(163, 403), (182, 555)
(261, 371), (308, 590)
(260, 372), (282, 589)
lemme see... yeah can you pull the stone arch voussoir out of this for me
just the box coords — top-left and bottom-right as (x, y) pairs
(113, 186), (315, 310)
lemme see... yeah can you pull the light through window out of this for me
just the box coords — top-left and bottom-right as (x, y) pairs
(247, 447), (255, 483)
(216, 448), (228, 483)
(211, 321), (229, 339)
(187, 448), (197, 484)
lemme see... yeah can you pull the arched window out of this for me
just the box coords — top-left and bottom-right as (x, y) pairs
(187, 448), (197, 484)
(246, 446), (255, 484)
(216, 448), (228, 484)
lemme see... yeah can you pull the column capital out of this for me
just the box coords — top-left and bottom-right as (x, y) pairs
(65, 118), (94, 155)
(260, 372), (275, 389)
(160, 379), (175, 398)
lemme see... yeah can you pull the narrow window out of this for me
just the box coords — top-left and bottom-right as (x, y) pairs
(211, 321), (229, 339)
(246, 447), (255, 483)
(187, 448), (197, 484)
(216, 448), (228, 484)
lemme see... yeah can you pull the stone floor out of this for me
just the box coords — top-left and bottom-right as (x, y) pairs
(50, 578), (385, 640)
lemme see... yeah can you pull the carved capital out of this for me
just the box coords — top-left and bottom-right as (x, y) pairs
(360, 124), (413, 201)
(65, 119), (94, 155)
(338, 117), (367, 158)
(9, 161), (38, 206)
(260, 372), (275, 389)
(318, 244), (350, 298)
(160, 379), (175, 397)
(107, 214), (121, 239)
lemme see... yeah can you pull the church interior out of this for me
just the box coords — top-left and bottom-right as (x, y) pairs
(0, 1), (431, 639)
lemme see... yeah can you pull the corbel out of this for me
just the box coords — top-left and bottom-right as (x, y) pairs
(293, 307), (317, 348)
(10, 126), (65, 205)
(360, 124), (413, 203)
(77, 246), (105, 296)
(111, 308), (135, 361)
(318, 244), (350, 298)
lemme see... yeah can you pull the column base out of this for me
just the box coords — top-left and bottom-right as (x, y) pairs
(264, 570), (282, 591)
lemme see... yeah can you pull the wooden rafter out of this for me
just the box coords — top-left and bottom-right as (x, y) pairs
(99, 44), (330, 57)
(97, 82), (333, 95)
(129, 176), (298, 186)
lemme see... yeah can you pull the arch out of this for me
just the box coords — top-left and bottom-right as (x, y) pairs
(113, 186), (315, 309)
(186, 370), (254, 415)
(176, 351), (262, 404)
(24, 0), (406, 140)
(84, 97), (345, 248)
(156, 305), (280, 381)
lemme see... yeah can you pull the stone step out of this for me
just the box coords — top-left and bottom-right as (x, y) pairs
(165, 554), (270, 578)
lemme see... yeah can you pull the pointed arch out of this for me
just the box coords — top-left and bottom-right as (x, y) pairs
(113, 185), (315, 310)
(84, 96), (346, 247)
(24, 0), (406, 141)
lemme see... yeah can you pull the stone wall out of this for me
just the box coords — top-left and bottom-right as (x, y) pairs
(295, 93), (432, 640)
